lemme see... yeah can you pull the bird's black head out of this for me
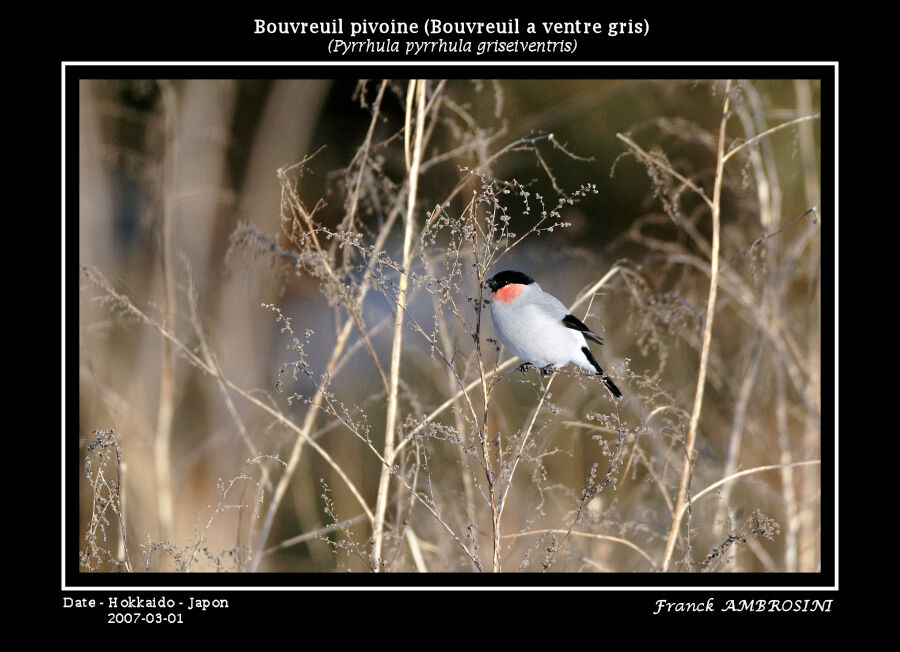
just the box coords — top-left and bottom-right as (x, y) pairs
(485, 270), (535, 292)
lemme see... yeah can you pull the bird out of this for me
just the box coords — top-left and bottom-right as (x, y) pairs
(484, 270), (622, 399)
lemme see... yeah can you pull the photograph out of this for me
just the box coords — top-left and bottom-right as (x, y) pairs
(75, 75), (825, 578)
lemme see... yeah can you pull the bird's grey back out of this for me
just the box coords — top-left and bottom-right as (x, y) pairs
(526, 283), (569, 319)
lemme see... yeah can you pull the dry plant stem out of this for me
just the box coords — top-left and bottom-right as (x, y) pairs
(81, 339), (133, 571)
(208, 350), (273, 517)
(566, 416), (676, 516)
(102, 430), (133, 571)
(689, 460), (820, 508)
(474, 276), (501, 573)
(433, 292), (478, 524)
(793, 82), (820, 208)
(465, 203), (502, 572)
(498, 373), (555, 524)
(664, 248), (819, 416)
(718, 332), (762, 524)
(559, 405), (626, 565)
(373, 79), (427, 570)
(404, 527), (429, 572)
(776, 355), (799, 571)
(154, 80), (178, 540)
(264, 514), (368, 555)
(186, 268), (272, 499)
(503, 529), (657, 570)
(282, 171), (390, 394)
(660, 79), (732, 572)
(117, 457), (131, 571)
(720, 113), (820, 165)
(442, 133), (557, 206)
(687, 464), (824, 571)
(794, 80), (821, 572)
(737, 82), (780, 233)
(628, 201), (817, 411)
(248, 320), (364, 572)
(616, 133), (713, 209)
(248, 275), (394, 571)
(186, 472), (242, 571)
(313, 391), (481, 568)
(344, 80), (388, 233)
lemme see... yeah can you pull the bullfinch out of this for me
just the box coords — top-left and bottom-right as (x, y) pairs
(485, 270), (622, 399)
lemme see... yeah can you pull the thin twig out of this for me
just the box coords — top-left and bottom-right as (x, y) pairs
(721, 113), (820, 164)
(264, 514), (368, 555)
(503, 529), (657, 570)
(688, 460), (821, 509)
(616, 132), (713, 210)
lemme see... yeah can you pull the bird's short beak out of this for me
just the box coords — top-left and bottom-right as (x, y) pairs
(483, 279), (496, 292)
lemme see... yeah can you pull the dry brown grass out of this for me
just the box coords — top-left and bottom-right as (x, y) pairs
(78, 78), (822, 573)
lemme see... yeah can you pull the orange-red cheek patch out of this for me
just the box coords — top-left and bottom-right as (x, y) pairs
(494, 283), (524, 305)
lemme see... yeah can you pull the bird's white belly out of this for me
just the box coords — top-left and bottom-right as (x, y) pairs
(492, 303), (583, 368)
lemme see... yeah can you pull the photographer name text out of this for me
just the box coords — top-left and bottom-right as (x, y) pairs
(653, 598), (833, 614)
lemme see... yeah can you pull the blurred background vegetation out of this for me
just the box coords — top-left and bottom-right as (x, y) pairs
(78, 78), (821, 573)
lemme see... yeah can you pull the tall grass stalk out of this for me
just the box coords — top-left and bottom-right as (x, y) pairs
(374, 79), (428, 569)
(660, 79), (732, 572)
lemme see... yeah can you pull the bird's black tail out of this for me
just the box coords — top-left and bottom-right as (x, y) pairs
(581, 347), (623, 399)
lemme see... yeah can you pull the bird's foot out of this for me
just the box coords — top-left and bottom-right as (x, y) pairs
(539, 364), (556, 377)
(517, 362), (533, 374)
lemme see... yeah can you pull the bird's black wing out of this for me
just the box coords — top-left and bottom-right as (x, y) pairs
(561, 314), (604, 345)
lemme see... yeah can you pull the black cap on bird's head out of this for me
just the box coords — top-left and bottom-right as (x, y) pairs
(484, 270), (535, 292)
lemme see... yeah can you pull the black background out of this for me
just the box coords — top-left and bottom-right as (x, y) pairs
(52, 5), (849, 629)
